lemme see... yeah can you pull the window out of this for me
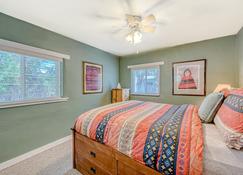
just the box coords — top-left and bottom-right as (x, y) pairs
(131, 66), (160, 96)
(0, 39), (70, 108)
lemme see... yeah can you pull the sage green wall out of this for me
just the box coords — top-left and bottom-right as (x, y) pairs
(0, 13), (119, 163)
(236, 27), (243, 87)
(120, 36), (238, 105)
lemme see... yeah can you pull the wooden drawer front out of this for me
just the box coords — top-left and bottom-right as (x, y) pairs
(112, 90), (117, 103)
(118, 161), (144, 175)
(111, 89), (122, 103)
(75, 134), (115, 174)
(116, 151), (161, 175)
(116, 89), (122, 102)
(76, 156), (111, 175)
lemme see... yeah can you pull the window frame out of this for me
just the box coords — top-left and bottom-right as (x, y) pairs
(0, 39), (70, 109)
(130, 65), (161, 97)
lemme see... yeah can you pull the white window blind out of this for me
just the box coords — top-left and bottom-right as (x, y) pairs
(131, 65), (160, 96)
(0, 39), (69, 108)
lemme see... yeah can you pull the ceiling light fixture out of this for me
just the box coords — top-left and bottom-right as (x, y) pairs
(126, 30), (142, 45)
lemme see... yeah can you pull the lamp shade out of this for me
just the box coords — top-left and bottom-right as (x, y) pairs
(214, 84), (231, 92)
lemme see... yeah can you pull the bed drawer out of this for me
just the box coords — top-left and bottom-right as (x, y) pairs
(76, 156), (111, 175)
(74, 133), (116, 174)
(118, 161), (144, 175)
(115, 151), (161, 175)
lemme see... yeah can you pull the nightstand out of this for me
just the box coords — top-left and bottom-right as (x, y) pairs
(111, 88), (130, 103)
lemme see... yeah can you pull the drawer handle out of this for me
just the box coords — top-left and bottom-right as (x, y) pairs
(90, 167), (96, 174)
(90, 151), (96, 158)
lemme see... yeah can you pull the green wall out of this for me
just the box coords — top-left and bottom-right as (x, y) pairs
(0, 12), (241, 164)
(236, 27), (243, 87)
(120, 36), (238, 105)
(0, 13), (119, 163)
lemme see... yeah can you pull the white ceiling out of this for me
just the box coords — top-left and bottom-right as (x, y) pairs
(0, 0), (243, 56)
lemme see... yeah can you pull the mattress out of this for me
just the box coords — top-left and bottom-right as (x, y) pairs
(203, 124), (243, 175)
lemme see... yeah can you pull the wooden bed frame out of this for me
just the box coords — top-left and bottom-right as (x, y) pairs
(72, 129), (161, 175)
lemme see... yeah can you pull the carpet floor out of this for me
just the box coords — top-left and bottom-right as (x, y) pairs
(0, 140), (81, 175)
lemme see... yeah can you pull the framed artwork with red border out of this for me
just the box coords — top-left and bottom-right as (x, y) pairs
(83, 61), (103, 94)
(172, 59), (206, 96)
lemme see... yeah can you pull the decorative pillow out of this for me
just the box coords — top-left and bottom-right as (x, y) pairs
(198, 92), (224, 123)
(220, 88), (231, 97)
(214, 89), (243, 150)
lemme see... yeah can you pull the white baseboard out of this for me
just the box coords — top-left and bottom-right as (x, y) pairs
(0, 135), (72, 171)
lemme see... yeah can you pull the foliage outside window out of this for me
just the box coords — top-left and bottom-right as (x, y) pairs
(131, 66), (160, 96)
(0, 50), (62, 104)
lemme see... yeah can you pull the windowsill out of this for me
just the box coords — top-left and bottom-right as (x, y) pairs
(0, 97), (69, 109)
(131, 93), (160, 97)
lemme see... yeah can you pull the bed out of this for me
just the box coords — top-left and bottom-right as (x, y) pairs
(73, 100), (203, 175)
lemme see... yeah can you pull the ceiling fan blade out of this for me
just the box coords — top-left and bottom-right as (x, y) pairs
(94, 14), (121, 21)
(142, 14), (156, 25)
(111, 28), (124, 34)
(156, 21), (167, 25)
(142, 0), (170, 15)
(141, 25), (156, 33)
(110, 24), (128, 34)
(124, 0), (133, 13)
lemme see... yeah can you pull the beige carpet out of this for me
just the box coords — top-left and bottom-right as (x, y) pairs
(64, 169), (81, 175)
(0, 140), (81, 175)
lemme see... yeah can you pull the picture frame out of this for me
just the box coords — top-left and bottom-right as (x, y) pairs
(172, 59), (206, 96)
(83, 61), (103, 94)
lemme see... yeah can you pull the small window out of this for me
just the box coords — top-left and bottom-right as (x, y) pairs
(0, 50), (61, 103)
(131, 66), (160, 96)
(0, 39), (70, 108)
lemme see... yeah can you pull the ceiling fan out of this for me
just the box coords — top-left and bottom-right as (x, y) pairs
(125, 14), (157, 44)
(94, 0), (171, 45)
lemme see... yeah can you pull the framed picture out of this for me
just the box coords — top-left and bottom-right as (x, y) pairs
(172, 59), (206, 96)
(83, 61), (103, 94)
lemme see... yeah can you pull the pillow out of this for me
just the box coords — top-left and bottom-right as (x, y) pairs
(214, 89), (243, 150)
(198, 92), (224, 123)
(221, 87), (238, 97)
(220, 88), (231, 97)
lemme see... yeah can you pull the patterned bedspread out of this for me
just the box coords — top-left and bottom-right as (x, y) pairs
(74, 100), (203, 175)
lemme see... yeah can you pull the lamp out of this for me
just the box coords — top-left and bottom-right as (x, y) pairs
(126, 30), (142, 44)
(214, 84), (231, 92)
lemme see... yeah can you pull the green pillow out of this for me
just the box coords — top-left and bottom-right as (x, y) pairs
(199, 92), (224, 123)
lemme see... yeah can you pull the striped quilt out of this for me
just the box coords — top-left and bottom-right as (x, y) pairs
(74, 100), (203, 175)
